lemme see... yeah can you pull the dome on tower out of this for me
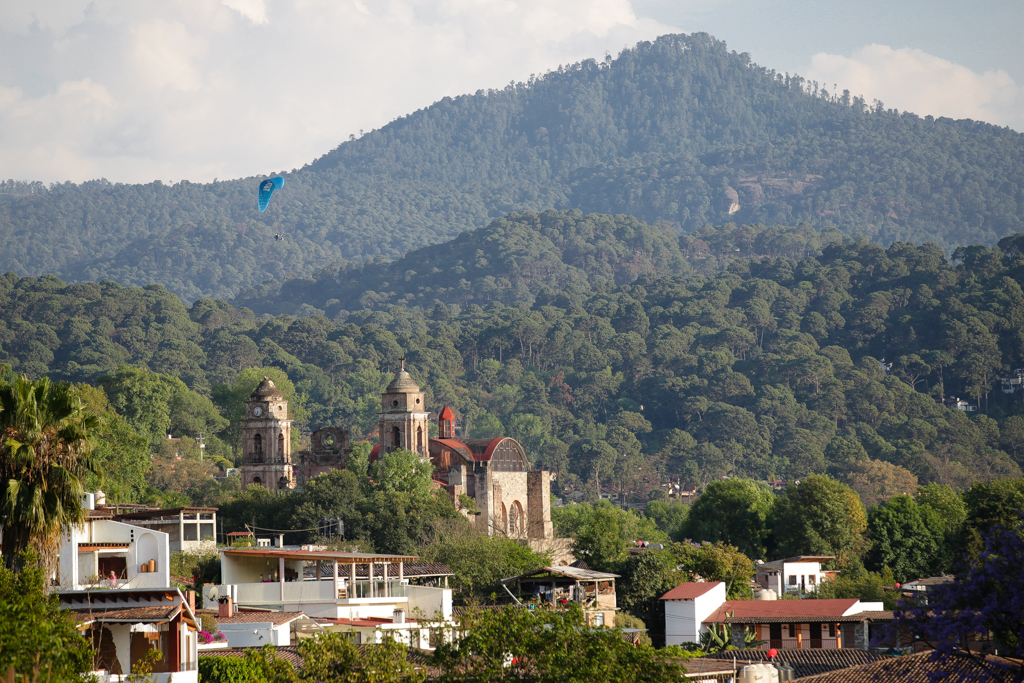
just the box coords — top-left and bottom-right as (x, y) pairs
(386, 360), (421, 393)
(250, 376), (284, 399)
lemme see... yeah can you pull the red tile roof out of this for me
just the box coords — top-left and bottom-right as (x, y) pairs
(703, 598), (860, 623)
(661, 582), (724, 600)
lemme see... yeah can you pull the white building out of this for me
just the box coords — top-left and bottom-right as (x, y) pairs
(755, 555), (835, 594)
(661, 581), (727, 646)
(661, 581), (890, 651)
(214, 548), (454, 649)
(57, 498), (171, 591)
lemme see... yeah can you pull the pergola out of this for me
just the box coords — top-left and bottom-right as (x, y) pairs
(221, 549), (419, 599)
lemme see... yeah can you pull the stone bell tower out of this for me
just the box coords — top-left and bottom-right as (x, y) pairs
(240, 376), (295, 492)
(378, 359), (431, 458)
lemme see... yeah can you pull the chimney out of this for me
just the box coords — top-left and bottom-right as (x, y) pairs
(393, 609), (405, 624)
(277, 534), (285, 548)
(186, 590), (196, 613)
(218, 595), (234, 619)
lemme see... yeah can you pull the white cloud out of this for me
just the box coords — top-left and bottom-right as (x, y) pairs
(0, 0), (671, 183)
(805, 44), (1023, 131)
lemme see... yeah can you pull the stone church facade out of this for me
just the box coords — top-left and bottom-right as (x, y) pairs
(368, 362), (553, 540)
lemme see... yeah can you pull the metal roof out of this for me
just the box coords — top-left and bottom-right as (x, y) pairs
(661, 581), (724, 600)
(502, 566), (619, 583)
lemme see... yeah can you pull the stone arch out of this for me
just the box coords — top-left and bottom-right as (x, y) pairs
(252, 476), (263, 487)
(392, 426), (401, 449)
(278, 476), (289, 490)
(277, 432), (284, 460)
(510, 500), (526, 536)
(417, 426), (423, 452)
(253, 433), (263, 462)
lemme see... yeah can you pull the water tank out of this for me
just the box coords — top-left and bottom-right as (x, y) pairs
(777, 663), (796, 681)
(740, 664), (764, 683)
(94, 490), (106, 506)
(756, 588), (778, 601)
(393, 609), (406, 624)
(765, 662), (780, 683)
(82, 492), (95, 511)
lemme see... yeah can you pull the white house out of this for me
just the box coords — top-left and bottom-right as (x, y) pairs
(57, 498), (171, 591)
(213, 548), (454, 649)
(199, 605), (321, 648)
(754, 556), (835, 595)
(661, 581), (726, 646)
(662, 581), (891, 652)
(60, 587), (200, 683)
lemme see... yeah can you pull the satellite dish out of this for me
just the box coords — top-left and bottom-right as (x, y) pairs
(205, 585), (219, 602)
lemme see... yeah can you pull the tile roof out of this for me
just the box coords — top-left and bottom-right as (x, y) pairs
(704, 648), (891, 678)
(795, 650), (1022, 683)
(704, 599), (860, 623)
(200, 646), (304, 669)
(195, 609), (307, 625)
(661, 582), (724, 601)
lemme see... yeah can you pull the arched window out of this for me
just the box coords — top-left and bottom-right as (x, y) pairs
(417, 426), (423, 452)
(278, 476), (289, 490)
(277, 433), (285, 460)
(252, 476), (262, 487)
(254, 433), (263, 451)
(392, 426), (401, 449)
(510, 501), (526, 536)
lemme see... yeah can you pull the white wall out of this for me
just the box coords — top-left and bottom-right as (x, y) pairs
(218, 621), (290, 648)
(407, 585), (452, 621)
(58, 519), (170, 590)
(665, 600), (698, 646)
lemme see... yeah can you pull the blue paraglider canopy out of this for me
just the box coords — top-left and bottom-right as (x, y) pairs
(257, 177), (285, 212)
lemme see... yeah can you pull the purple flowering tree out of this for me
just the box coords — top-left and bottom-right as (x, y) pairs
(891, 518), (1024, 682)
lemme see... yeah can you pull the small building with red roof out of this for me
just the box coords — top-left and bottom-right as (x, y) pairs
(661, 581), (891, 651)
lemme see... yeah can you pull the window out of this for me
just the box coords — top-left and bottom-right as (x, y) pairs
(808, 575), (816, 585)
(593, 612), (605, 627)
(253, 434), (262, 452)
(787, 624), (796, 638)
(417, 426), (423, 451)
(277, 433), (285, 457)
(789, 575), (797, 586)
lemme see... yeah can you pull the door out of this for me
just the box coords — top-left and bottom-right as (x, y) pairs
(809, 623), (823, 648)
(769, 623), (783, 649)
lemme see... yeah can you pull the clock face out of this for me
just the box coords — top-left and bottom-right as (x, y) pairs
(253, 407), (263, 417)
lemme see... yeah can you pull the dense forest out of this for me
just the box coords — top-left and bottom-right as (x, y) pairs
(3, 212), (1024, 512)
(2, 33), (1024, 301)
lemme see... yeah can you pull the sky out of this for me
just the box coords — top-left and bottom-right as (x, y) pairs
(1, 0), (1021, 185)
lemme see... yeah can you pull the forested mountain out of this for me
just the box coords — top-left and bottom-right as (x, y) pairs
(4, 214), (1024, 508)
(234, 211), (842, 317)
(2, 33), (1023, 301)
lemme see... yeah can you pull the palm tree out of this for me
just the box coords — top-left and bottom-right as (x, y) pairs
(0, 376), (98, 573)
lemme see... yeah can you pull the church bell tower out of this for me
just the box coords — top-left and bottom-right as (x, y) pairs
(378, 359), (431, 458)
(240, 376), (295, 492)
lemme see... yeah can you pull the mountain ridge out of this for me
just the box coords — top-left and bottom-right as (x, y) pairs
(2, 33), (1022, 301)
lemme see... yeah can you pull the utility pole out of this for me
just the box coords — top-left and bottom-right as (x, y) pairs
(198, 431), (206, 460)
